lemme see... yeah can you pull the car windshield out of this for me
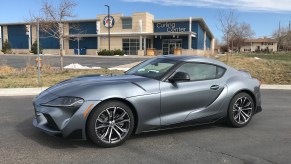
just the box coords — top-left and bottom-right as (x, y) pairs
(126, 58), (178, 79)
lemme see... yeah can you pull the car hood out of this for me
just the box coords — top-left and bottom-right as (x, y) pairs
(36, 74), (160, 102)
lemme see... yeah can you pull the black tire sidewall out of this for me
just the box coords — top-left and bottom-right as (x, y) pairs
(228, 92), (254, 128)
(87, 101), (134, 148)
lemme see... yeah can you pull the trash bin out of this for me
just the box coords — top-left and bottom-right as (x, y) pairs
(74, 48), (78, 55)
(80, 48), (86, 55)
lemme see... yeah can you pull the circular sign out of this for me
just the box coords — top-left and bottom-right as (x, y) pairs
(103, 16), (115, 28)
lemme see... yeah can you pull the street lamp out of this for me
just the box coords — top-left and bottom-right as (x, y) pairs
(104, 5), (110, 51)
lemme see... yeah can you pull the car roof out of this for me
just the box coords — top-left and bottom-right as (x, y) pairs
(157, 55), (229, 68)
(157, 55), (203, 61)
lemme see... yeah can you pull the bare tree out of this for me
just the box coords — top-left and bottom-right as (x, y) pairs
(231, 23), (255, 52)
(30, 0), (77, 70)
(217, 10), (238, 62)
(272, 26), (291, 51)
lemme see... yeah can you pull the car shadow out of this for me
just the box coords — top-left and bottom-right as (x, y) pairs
(131, 122), (229, 139)
(15, 117), (97, 149)
(16, 117), (230, 149)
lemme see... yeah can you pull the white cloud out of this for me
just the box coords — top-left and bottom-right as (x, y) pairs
(121, 0), (291, 13)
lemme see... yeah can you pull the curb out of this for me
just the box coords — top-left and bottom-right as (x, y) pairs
(0, 85), (290, 97)
(0, 54), (152, 59)
(260, 84), (291, 90)
(0, 87), (48, 97)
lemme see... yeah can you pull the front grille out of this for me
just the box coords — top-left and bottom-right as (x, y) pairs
(43, 113), (60, 131)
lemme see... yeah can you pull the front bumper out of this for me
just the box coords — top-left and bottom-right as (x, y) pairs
(33, 115), (62, 137)
(32, 100), (101, 139)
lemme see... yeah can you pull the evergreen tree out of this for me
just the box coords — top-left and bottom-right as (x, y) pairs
(30, 40), (43, 54)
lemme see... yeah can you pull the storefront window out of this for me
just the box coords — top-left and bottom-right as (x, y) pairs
(123, 38), (139, 55)
(122, 19), (132, 29)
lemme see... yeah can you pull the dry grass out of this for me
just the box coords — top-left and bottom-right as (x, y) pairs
(218, 55), (291, 84)
(0, 55), (290, 88)
(0, 65), (124, 88)
(0, 65), (16, 75)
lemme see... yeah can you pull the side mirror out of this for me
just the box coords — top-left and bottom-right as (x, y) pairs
(168, 72), (190, 83)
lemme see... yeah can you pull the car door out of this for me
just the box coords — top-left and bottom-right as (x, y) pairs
(160, 62), (226, 125)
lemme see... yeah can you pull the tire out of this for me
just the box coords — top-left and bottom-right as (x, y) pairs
(228, 92), (254, 128)
(87, 101), (134, 148)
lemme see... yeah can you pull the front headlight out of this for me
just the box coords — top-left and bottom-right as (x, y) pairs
(41, 97), (84, 108)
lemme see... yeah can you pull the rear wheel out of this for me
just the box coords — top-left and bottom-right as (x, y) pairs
(228, 92), (254, 128)
(87, 101), (134, 147)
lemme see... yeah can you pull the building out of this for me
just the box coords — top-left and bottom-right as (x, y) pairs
(0, 12), (215, 56)
(240, 37), (278, 52)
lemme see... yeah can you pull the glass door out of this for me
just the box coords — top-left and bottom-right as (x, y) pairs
(169, 43), (176, 54)
(162, 39), (182, 55)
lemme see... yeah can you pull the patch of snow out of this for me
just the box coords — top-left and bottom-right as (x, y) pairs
(64, 63), (101, 69)
(108, 67), (130, 71)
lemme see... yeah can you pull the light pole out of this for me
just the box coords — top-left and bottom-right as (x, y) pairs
(105, 5), (110, 51)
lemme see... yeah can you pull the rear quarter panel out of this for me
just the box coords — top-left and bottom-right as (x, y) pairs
(223, 69), (261, 116)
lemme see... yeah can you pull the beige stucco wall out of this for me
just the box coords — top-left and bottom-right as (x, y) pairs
(31, 25), (37, 43)
(132, 12), (154, 33)
(98, 12), (154, 34)
(182, 49), (213, 57)
(63, 23), (70, 50)
(99, 14), (129, 33)
(11, 49), (30, 54)
(3, 26), (8, 41)
(151, 49), (212, 57)
(99, 37), (123, 50)
(42, 49), (60, 55)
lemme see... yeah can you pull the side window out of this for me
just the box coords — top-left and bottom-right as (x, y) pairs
(216, 66), (226, 78)
(175, 63), (226, 81)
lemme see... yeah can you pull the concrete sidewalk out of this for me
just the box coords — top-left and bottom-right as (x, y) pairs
(0, 85), (290, 97)
(0, 87), (48, 97)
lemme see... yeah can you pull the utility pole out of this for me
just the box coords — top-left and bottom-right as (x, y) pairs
(105, 5), (110, 51)
(278, 21), (281, 51)
(289, 21), (291, 51)
(279, 21), (281, 37)
(37, 18), (41, 86)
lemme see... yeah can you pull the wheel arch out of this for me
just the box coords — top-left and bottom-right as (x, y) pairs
(85, 98), (139, 137)
(234, 89), (257, 109)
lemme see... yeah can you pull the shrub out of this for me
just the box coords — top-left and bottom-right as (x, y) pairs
(30, 40), (43, 54)
(1, 40), (12, 54)
(113, 49), (125, 56)
(98, 49), (125, 56)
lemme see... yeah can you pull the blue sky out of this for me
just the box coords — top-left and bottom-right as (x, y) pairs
(1, 0), (291, 41)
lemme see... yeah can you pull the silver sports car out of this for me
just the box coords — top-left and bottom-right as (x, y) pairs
(33, 55), (262, 147)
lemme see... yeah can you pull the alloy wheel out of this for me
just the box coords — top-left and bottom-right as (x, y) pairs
(233, 97), (253, 124)
(95, 106), (131, 144)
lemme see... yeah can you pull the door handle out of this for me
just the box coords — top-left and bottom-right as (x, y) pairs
(210, 85), (220, 90)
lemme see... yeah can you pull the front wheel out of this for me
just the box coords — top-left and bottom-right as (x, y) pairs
(87, 101), (134, 147)
(228, 92), (254, 128)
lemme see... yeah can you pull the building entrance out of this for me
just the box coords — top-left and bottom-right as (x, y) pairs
(162, 39), (182, 55)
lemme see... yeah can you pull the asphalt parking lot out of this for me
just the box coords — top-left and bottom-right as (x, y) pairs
(0, 89), (290, 164)
(0, 54), (148, 68)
